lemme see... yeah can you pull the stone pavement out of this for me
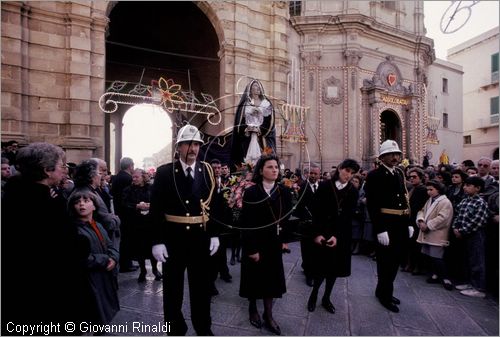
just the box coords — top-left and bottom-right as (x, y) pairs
(111, 242), (499, 336)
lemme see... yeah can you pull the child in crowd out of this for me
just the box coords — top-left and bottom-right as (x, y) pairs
(416, 180), (454, 290)
(452, 176), (489, 298)
(68, 191), (120, 325)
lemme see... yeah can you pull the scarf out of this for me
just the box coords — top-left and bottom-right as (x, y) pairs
(89, 219), (105, 245)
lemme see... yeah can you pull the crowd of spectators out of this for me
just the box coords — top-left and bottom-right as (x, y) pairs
(1, 140), (498, 334)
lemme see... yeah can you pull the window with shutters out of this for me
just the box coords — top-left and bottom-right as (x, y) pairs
(491, 96), (499, 124)
(289, 1), (302, 16)
(442, 78), (448, 94)
(492, 53), (499, 83)
(381, 1), (396, 10)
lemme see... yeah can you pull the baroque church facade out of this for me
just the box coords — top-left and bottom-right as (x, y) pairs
(1, 1), (436, 170)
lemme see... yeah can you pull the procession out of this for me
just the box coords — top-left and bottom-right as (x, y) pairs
(1, 1), (499, 336)
(2, 76), (499, 336)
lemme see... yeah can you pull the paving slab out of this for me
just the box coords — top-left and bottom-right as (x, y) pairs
(109, 242), (498, 335)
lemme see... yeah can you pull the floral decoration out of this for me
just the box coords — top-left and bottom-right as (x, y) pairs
(262, 146), (274, 155)
(149, 77), (185, 112)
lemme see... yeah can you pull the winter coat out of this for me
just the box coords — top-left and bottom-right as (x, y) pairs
(239, 183), (292, 299)
(76, 219), (120, 324)
(69, 185), (121, 251)
(416, 195), (453, 247)
(311, 180), (359, 278)
(122, 183), (153, 259)
(1, 176), (92, 331)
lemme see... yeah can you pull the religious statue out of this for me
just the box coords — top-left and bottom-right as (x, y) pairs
(231, 79), (276, 168)
(439, 149), (449, 165)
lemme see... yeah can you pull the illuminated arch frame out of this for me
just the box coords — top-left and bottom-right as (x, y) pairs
(377, 106), (406, 158)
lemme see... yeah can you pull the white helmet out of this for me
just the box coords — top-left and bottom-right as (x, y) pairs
(176, 124), (203, 145)
(379, 139), (402, 157)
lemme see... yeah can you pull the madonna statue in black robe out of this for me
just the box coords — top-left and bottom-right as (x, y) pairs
(231, 79), (276, 169)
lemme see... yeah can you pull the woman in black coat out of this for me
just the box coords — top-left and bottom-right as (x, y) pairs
(445, 169), (469, 281)
(2, 143), (92, 333)
(239, 154), (292, 335)
(122, 168), (162, 282)
(307, 159), (360, 314)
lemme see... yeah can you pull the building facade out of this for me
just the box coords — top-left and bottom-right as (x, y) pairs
(447, 27), (499, 162)
(2, 1), (442, 171)
(426, 59), (463, 166)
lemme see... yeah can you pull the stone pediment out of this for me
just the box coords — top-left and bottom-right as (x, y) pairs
(363, 56), (413, 95)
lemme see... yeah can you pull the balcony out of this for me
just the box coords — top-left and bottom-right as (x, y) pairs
(477, 115), (499, 129)
(480, 72), (499, 91)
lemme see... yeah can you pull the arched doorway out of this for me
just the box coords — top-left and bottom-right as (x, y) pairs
(380, 110), (401, 144)
(122, 104), (173, 170)
(105, 2), (220, 172)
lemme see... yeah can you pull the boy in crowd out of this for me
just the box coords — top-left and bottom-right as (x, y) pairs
(452, 176), (489, 298)
(69, 190), (120, 325)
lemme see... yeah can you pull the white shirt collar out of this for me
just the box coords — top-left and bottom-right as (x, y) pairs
(381, 163), (395, 174)
(309, 181), (318, 191)
(335, 180), (348, 190)
(179, 160), (196, 178)
(262, 181), (275, 195)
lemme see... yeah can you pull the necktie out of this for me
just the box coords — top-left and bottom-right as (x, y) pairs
(312, 184), (317, 193)
(186, 167), (194, 188)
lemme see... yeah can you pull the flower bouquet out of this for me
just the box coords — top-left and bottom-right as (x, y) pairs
(280, 174), (302, 243)
(222, 164), (255, 225)
(280, 175), (301, 205)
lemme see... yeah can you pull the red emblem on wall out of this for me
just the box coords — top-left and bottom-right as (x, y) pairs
(387, 73), (397, 86)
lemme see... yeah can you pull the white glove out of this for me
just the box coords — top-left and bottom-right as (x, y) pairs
(377, 231), (390, 246)
(209, 237), (220, 256)
(408, 226), (414, 238)
(152, 244), (168, 263)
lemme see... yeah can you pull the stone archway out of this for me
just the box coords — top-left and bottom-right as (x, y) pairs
(105, 1), (221, 172)
(380, 110), (402, 145)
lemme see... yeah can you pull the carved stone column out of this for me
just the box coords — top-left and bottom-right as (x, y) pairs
(343, 49), (363, 159)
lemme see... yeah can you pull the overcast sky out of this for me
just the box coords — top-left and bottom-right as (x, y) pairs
(424, 1), (499, 59)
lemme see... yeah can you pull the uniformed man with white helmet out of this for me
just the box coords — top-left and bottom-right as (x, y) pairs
(150, 124), (220, 335)
(364, 140), (413, 313)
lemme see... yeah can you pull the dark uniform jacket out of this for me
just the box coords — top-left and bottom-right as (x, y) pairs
(150, 160), (219, 246)
(365, 164), (411, 299)
(365, 165), (410, 235)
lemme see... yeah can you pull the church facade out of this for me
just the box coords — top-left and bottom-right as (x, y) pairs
(1, 1), (437, 170)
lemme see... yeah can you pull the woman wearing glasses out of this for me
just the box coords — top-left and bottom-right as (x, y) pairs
(402, 168), (429, 275)
(2, 142), (92, 330)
